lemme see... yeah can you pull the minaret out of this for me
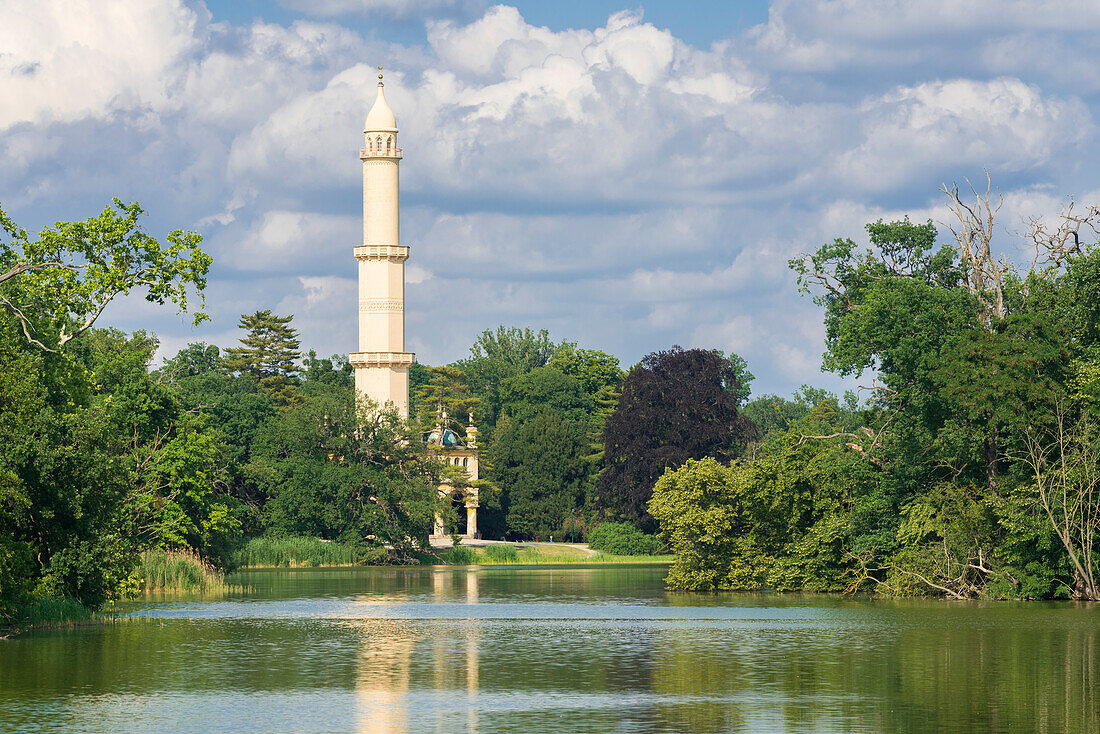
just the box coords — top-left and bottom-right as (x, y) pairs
(350, 67), (414, 417)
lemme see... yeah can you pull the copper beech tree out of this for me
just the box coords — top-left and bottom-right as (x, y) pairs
(597, 347), (756, 531)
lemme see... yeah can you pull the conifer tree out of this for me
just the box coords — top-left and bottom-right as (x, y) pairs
(222, 310), (301, 406)
(411, 365), (480, 435)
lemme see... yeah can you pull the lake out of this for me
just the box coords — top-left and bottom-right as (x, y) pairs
(1, 565), (1097, 733)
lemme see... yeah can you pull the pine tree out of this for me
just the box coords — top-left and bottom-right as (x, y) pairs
(222, 310), (301, 406)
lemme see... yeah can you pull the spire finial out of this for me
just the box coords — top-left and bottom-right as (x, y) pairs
(378, 65), (384, 85)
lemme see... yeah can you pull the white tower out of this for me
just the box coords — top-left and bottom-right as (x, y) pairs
(350, 68), (414, 417)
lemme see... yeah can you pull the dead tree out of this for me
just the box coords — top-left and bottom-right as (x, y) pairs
(1020, 405), (1100, 601)
(1025, 197), (1100, 271)
(940, 171), (1009, 326)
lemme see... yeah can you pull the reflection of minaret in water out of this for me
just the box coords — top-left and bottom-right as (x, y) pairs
(355, 569), (482, 731)
(350, 66), (414, 417)
(465, 572), (480, 733)
(429, 570), (481, 731)
(355, 620), (414, 734)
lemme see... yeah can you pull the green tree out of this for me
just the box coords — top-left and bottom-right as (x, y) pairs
(75, 329), (244, 569)
(711, 351), (755, 406)
(648, 456), (748, 590)
(789, 217), (980, 554)
(455, 326), (574, 437)
(411, 364), (480, 437)
(0, 200), (210, 352)
(158, 342), (221, 382)
(492, 410), (592, 539)
(253, 385), (445, 554)
(164, 345), (279, 525)
(301, 351), (353, 392)
(649, 406), (864, 592)
(498, 367), (594, 423)
(222, 310), (301, 406)
(548, 346), (624, 460)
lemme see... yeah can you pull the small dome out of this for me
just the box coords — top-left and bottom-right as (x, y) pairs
(426, 428), (461, 447)
(364, 83), (397, 132)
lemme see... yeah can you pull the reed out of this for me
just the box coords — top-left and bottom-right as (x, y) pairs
(232, 535), (376, 568)
(484, 544), (519, 562)
(137, 548), (227, 592)
(440, 546), (478, 565)
(9, 596), (94, 625)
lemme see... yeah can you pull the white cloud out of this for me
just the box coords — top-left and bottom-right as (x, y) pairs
(279, 0), (485, 20)
(221, 210), (358, 272)
(8, 1), (1100, 397)
(748, 0), (1100, 75)
(0, 0), (204, 129)
(833, 78), (1091, 192)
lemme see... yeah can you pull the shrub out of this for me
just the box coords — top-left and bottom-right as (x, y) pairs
(588, 522), (662, 556)
(484, 544), (519, 562)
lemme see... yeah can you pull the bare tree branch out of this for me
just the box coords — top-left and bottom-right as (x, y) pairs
(939, 170), (1007, 326)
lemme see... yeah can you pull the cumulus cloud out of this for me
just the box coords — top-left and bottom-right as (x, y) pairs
(746, 0), (1100, 95)
(279, 0), (486, 20)
(220, 210), (358, 273)
(6, 1), (1100, 397)
(833, 78), (1091, 192)
(0, 0), (204, 129)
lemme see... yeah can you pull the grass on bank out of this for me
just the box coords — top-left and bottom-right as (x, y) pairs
(232, 535), (387, 568)
(439, 542), (673, 565)
(231, 535), (671, 568)
(2, 596), (98, 636)
(136, 549), (228, 592)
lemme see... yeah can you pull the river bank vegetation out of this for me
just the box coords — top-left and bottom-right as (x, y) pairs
(135, 549), (228, 592)
(437, 543), (673, 565)
(4, 180), (1100, 631)
(651, 182), (1100, 600)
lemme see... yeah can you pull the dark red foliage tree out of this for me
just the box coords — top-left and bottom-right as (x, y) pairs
(597, 346), (756, 530)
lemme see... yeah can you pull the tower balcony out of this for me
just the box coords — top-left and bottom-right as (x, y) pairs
(360, 147), (403, 160)
(354, 244), (409, 262)
(349, 351), (415, 368)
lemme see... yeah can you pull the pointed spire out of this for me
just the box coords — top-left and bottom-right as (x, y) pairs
(364, 65), (397, 132)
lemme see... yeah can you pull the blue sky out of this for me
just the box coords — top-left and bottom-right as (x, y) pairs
(4, 0), (1100, 399)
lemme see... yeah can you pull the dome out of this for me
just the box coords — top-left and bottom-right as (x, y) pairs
(364, 83), (397, 132)
(426, 428), (461, 447)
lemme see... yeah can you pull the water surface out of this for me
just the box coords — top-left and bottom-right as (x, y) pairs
(2, 565), (1097, 733)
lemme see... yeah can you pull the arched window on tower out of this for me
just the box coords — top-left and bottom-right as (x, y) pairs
(463, 458), (468, 468)
(375, 135), (382, 152)
(386, 136), (393, 154)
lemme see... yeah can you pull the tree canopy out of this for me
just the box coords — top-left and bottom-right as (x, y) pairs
(0, 200), (210, 352)
(598, 347), (756, 530)
(221, 310), (302, 406)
